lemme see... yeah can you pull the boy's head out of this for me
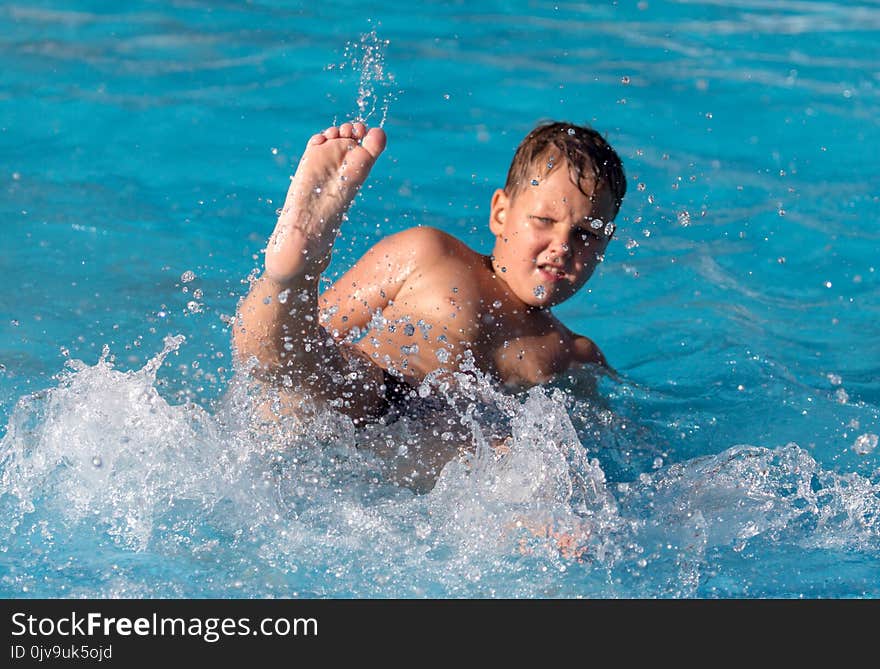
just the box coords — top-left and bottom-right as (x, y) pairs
(489, 120), (627, 308)
(504, 121), (627, 219)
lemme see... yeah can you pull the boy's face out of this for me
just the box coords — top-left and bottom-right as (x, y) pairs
(489, 161), (616, 309)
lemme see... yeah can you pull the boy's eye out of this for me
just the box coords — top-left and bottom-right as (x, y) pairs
(575, 229), (601, 242)
(530, 216), (554, 225)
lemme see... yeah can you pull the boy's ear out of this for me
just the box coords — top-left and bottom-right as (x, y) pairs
(489, 188), (509, 236)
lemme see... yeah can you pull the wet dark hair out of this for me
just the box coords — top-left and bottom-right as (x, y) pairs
(504, 120), (627, 219)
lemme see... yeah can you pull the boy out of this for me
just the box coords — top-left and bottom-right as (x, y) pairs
(233, 120), (626, 437)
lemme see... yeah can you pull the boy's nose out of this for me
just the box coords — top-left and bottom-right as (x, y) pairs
(547, 235), (571, 261)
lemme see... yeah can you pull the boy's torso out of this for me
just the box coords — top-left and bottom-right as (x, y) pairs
(348, 233), (582, 390)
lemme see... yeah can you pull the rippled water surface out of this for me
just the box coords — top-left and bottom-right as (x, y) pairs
(1, 0), (879, 598)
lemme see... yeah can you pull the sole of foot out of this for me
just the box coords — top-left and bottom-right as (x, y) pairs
(265, 121), (386, 283)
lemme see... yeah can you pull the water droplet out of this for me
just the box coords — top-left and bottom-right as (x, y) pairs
(271, 147), (278, 155)
(277, 288), (291, 303)
(530, 179), (540, 186)
(492, 300), (502, 308)
(604, 222), (616, 237)
(621, 75), (631, 84)
(590, 219), (603, 229)
(677, 211), (691, 227)
(180, 270), (196, 283)
(533, 285), (546, 298)
(414, 522), (432, 540)
(186, 301), (202, 313)
(404, 323), (415, 337)
(91, 456), (102, 468)
(853, 433), (878, 455)
(314, 186), (322, 193)
(435, 348), (449, 363)
(567, 128), (575, 135)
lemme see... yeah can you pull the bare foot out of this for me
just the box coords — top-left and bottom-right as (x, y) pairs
(265, 122), (386, 283)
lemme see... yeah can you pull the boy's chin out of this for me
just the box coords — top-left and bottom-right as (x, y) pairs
(521, 288), (570, 308)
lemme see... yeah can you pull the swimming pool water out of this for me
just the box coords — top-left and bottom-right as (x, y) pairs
(1, 0), (878, 598)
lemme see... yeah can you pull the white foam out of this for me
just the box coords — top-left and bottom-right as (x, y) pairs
(2, 340), (878, 596)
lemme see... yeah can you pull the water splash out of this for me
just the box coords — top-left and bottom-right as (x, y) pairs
(2, 339), (879, 597)
(329, 29), (398, 127)
(0, 341), (626, 596)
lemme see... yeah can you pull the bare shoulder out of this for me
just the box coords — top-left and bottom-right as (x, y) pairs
(383, 226), (471, 262)
(378, 227), (483, 291)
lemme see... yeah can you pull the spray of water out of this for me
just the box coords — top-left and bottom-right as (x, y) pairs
(2, 337), (879, 597)
(328, 28), (398, 127)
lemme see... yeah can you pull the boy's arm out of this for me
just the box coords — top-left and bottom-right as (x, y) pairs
(571, 332), (622, 379)
(318, 226), (450, 340)
(549, 333), (616, 405)
(571, 334), (608, 368)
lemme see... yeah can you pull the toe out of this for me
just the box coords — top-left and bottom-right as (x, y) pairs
(307, 133), (327, 146)
(323, 126), (340, 139)
(352, 122), (366, 139)
(339, 122), (354, 138)
(360, 127), (387, 158)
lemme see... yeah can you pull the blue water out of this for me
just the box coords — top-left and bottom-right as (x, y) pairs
(1, 0), (879, 598)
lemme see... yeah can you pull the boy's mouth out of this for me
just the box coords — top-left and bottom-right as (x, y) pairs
(537, 264), (567, 281)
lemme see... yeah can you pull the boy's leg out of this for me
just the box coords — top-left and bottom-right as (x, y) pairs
(233, 122), (388, 420)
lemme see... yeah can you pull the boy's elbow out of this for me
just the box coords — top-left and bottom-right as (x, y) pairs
(580, 342), (620, 379)
(572, 336), (608, 367)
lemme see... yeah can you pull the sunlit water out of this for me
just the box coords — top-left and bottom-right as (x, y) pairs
(1, 0), (879, 598)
